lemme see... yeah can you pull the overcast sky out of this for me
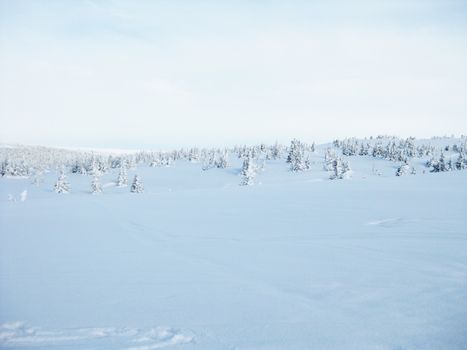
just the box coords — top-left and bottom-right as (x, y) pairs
(0, 0), (466, 148)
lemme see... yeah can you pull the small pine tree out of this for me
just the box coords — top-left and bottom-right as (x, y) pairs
(202, 151), (216, 171)
(54, 172), (70, 194)
(431, 152), (450, 172)
(240, 157), (256, 186)
(323, 149), (335, 171)
(287, 139), (308, 172)
(216, 151), (229, 168)
(341, 160), (351, 179)
(330, 158), (342, 180)
(396, 162), (410, 176)
(455, 152), (466, 170)
(329, 158), (351, 179)
(91, 175), (102, 194)
(270, 142), (282, 160)
(131, 175), (144, 193)
(116, 166), (128, 187)
(426, 157), (435, 168)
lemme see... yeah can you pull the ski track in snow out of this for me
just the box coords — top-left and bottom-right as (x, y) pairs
(366, 217), (408, 227)
(0, 322), (194, 349)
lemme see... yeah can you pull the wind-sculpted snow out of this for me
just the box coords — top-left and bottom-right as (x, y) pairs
(0, 138), (466, 349)
(0, 322), (194, 349)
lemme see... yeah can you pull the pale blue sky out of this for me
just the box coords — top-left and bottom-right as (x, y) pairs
(1, 0), (466, 148)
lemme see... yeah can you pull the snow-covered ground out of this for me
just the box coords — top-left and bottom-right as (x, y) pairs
(1, 139), (466, 350)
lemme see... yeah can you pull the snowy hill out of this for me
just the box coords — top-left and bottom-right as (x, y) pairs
(0, 136), (466, 350)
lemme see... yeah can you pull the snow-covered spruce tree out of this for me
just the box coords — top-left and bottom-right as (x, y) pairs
(130, 175), (144, 193)
(329, 158), (342, 180)
(310, 142), (315, 153)
(341, 138), (358, 156)
(91, 175), (102, 194)
(269, 142), (282, 160)
(358, 143), (368, 156)
(71, 160), (86, 174)
(396, 162), (410, 176)
(0, 159), (8, 177)
(323, 148), (336, 171)
(431, 152), (450, 172)
(455, 152), (466, 170)
(162, 155), (172, 167)
(150, 157), (161, 167)
(404, 137), (416, 158)
(54, 171), (70, 194)
(202, 151), (216, 171)
(287, 139), (308, 172)
(0, 159), (28, 177)
(341, 160), (351, 178)
(109, 156), (122, 169)
(188, 148), (200, 162)
(372, 143), (385, 158)
(87, 156), (107, 176)
(426, 156), (436, 168)
(240, 156), (256, 186)
(216, 150), (229, 169)
(116, 166), (128, 187)
(329, 158), (351, 180)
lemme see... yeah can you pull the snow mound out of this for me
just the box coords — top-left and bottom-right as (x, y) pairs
(0, 322), (194, 349)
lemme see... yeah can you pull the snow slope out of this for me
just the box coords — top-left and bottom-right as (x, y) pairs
(0, 143), (466, 350)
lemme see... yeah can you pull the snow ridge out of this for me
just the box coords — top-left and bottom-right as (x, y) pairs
(0, 322), (194, 349)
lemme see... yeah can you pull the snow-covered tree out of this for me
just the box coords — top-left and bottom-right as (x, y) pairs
(341, 160), (351, 178)
(240, 156), (256, 186)
(116, 166), (128, 187)
(91, 175), (102, 194)
(131, 175), (144, 193)
(323, 149), (335, 171)
(341, 138), (359, 156)
(54, 172), (70, 194)
(287, 139), (309, 172)
(71, 161), (86, 174)
(188, 148), (200, 162)
(426, 157), (436, 168)
(269, 142), (283, 160)
(329, 158), (342, 180)
(431, 152), (451, 172)
(396, 162), (410, 176)
(455, 152), (466, 170)
(359, 143), (369, 156)
(202, 151), (216, 171)
(216, 150), (229, 168)
(330, 158), (351, 180)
